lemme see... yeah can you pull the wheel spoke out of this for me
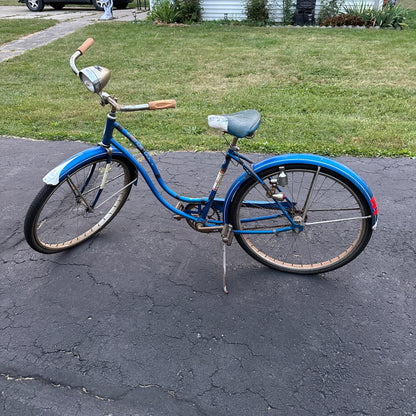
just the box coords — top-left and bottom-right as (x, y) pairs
(301, 165), (320, 220)
(25, 157), (133, 253)
(229, 164), (372, 274)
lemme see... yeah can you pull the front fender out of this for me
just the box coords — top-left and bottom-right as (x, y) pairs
(224, 154), (378, 229)
(43, 145), (133, 185)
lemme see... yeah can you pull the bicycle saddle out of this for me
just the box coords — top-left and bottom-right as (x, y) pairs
(207, 109), (261, 138)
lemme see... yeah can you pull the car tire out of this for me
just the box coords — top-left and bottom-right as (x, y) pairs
(26, 0), (45, 11)
(92, 0), (106, 11)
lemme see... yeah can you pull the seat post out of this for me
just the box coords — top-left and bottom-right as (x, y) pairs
(229, 136), (239, 151)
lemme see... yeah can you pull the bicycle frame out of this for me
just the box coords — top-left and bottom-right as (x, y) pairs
(43, 111), (378, 235)
(106, 114), (301, 232)
(24, 38), (380, 295)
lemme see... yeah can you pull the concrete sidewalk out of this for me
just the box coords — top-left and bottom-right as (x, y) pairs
(0, 6), (147, 62)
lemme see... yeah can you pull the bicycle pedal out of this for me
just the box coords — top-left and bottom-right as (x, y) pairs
(221, 224), (234, 246)
(173, 202), (185, 220)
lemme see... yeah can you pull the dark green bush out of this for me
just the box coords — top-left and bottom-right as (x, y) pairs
(343, 1), (408, 28)
(148, 0), (179, 23)
(282, 0), (295, 24)
(173, 0), (202, 23)
(148, 0), (202, 24)
(321, 13), (365, 26)
(245, 0), (270, 24)
(317, 0), (343, 24)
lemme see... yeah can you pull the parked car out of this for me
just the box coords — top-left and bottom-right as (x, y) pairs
(19, 0), (133, 12)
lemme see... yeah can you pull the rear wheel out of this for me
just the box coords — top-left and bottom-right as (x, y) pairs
(229, 164), (373, 274)
(24, 156), (135, 254)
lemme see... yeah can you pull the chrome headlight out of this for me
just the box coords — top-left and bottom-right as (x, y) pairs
(78, 65), (111, 94)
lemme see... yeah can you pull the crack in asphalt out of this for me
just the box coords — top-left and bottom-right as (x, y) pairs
(0, 371), (114, 403)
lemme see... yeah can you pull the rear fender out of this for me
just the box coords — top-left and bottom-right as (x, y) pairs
(223, 154), (378, 229)
(43, 145), (136, 185)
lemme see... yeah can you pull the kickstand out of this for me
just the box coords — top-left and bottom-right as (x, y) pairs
(222, 242), (229, 294)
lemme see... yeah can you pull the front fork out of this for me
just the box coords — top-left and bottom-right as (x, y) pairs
(78, 112), (118, 210)
(68, 143), (113, 212)
(90, 144), (113, 208)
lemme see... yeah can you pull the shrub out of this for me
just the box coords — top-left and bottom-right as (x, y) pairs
(321, 13), (365, 26)
(148, 0), (179, 23)
(282, 0), (295, 24)
(245, 0), (270, 24)
(374, 3), (408, 28)
(317, 0), (344, 24)
(148, 0), (202, 24)
(173, 0), (202, 23)
(343, 0), (408, 27)
(343, 1), (377, 25)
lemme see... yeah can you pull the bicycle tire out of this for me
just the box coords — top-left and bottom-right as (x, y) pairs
(24, 155), (135, 254)
(228, 163), (373, 274)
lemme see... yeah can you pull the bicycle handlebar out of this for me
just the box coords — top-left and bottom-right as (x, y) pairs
(70, 38), (94, 75)
(77, 38), (94, 55)
(148, 100), (177, 110)
(104, 94), (176, 112)
(70, 39), (176, 112)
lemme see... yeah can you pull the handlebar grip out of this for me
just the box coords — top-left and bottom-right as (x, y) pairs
(148, 100), (177, 110)
(77, 38), (94, 55)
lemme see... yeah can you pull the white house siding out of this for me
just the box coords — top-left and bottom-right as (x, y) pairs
(200, 0), (285, 21)
(201, 0), (245, 20)
(150, 0), (379, 23)
(200, 0), (379, 22)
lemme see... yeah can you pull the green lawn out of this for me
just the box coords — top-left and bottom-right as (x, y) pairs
(1, 21), (416, 156)
(399, 0), (416, 9)
(0, 0), (25, 5)
(1, 19), (57, 45)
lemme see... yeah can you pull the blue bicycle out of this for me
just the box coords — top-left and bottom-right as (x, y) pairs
(24, 39), (379, 292)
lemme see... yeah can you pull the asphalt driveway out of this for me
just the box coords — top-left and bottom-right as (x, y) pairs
(0, 135), (415, 415)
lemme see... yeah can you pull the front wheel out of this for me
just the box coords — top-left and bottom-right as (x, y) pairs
(24, 156), (135, 254)
(26, 0), (44, 11)
(228, 164), (373, 274)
